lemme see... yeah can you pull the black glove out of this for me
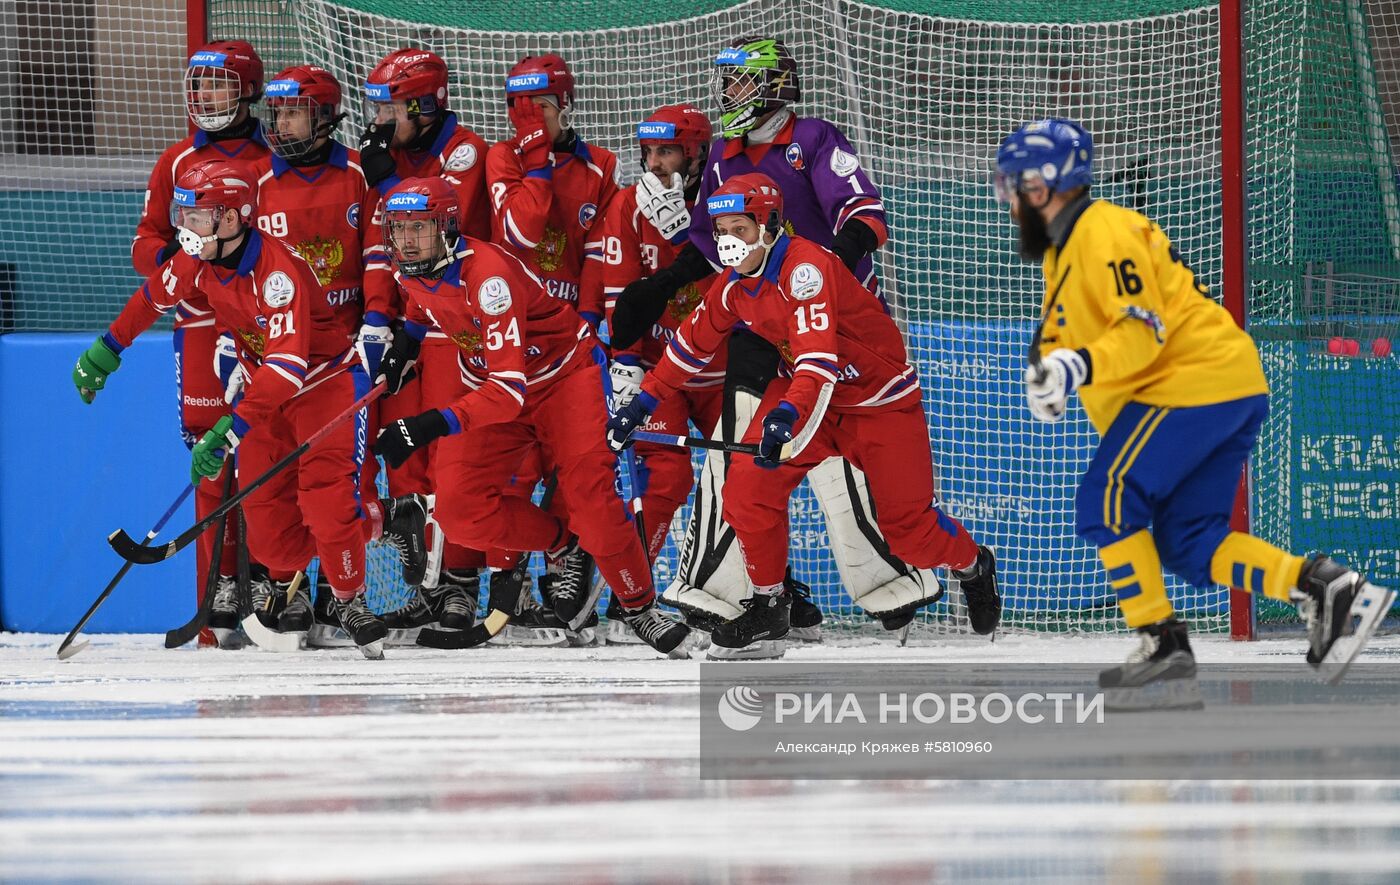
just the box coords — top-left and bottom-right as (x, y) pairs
(374, 409), (451, 469)
(358, 122), (398, 189)
(377, 325), (422, 394)
(611, 242), (712, 349)
(156, 234), (182, 266)
(830, 219), (879, 273)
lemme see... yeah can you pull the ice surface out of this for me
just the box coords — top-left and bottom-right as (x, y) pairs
(3, 632), (1400, 883)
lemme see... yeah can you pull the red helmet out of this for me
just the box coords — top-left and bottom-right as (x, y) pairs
(504, 54), (575, 107)
(706, 172), (783, 230)
(185, 40), (264, 132)
(381, 177), (461, 276)
(263, 65), (344, 160)
(170, 159), (258, 257)
(365, 48), (449, 116)
(637, 103), (712, 167)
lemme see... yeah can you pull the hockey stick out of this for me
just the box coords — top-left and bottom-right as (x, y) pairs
(240, 570), (307, 652)
(57, 483), (195, 660)
(163, 470), (236, 648)
(630, 383), (832, 463)
(108, 382), (386, 565)
(417, 475), (559, 650)
(1028, 264), (1073, 383)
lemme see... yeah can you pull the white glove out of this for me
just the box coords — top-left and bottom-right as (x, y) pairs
(635, 171), (690, 242)
(355, 312), (393, 382)
(212, 332), (247, 405)
(609, 357), (646, 411)
(1024, 348), (1089, 423)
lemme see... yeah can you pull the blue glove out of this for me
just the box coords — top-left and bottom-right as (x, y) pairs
(605, 391), (657, 452)
(755, 403), (797, 469)
(355, 311), (393, 382)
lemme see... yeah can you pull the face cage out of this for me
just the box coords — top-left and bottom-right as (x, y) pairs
(264, 98), (337, 160)
(185, 65), (245, 131)
(994, 169), (1047, 204)
(386, 214), (454, 276)
(712, 65), (769, 115)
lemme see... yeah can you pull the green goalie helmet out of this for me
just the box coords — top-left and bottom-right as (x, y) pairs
(711, 36), (801, 139)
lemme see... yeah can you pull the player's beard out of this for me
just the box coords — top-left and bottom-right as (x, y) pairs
(1017, 202), (1052, 262)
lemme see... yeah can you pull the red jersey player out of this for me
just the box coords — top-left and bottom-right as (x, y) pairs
(370, 177), (690, 656)
(121, 40), (270, 627)
(606, 173), (1002, 658)
(585, 104), (724, 564)
(357, 48), (494, 630)
(83, 159), (429, 658)
(486, 54), (619, 319)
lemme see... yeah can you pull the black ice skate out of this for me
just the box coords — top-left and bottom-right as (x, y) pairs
(622, 601), (692, 658)
(208, 575), (244, 648)
(954, 545), (1001, 636)
(277, 580), (313, 633)
(379, 494), (430, 586)
(1292, 555), (1397, 684)
(307, 572), (348, 648)
(1099, 618), (1204, 711)
(247, 568), (286, 629)
(333, 592), (388, 660)
(604, 593), (645, 645)
(785, 569), (823, 642)
(543, 538), (601, 631)
(488, 566), (567, 647)
(432, 569), (479, 631)
(708, 589), (791, 661)
(241, 575), (309, 652)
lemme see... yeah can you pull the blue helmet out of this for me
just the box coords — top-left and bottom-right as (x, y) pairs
(994, 118), (1093, 201)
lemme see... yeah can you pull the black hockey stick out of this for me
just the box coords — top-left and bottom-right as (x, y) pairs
(164, 470), (236, 648)
(631, 430), (763, 457)
(56, 484), (195, 660)
(1028, 264), (1073, 382)
(417, 475), (559, 650)
(109, 382), (386, 565)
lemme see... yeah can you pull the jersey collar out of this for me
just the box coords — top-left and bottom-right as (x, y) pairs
(427, 112), (460, 160)
(722, 114), (797, 161)
(193, 120), (269, 151)
(723, 233), (791, 293)
(236, 228), (264, 277)
(442, 237), (468, 288)
(1050, 193), (1095, 249)
(269, 140), (349, 178)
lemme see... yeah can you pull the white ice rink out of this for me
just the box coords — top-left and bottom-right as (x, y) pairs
(4, 631), (1400, 883)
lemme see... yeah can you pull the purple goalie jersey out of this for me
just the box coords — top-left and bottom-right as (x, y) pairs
(687, 115), (887, 289)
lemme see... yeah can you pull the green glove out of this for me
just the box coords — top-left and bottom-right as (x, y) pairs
(73, 336), (122, 404)
(191, 415), (239, 483)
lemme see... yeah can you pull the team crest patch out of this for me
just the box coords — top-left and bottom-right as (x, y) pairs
(294, 235), (344, 287)
(534, 225), (566, 272)
(238, 328), (266, 356)
(346, 202), (360, 229)
(451, 330), (483, 355)
(445, 143), (478, 172)
(785, 143), (804, 170)
(789, 263), (824, 300)
(578, 202), (598, 230)
(829, 146), (860, 177)
(478, 276), (512, 316)
(263, 271), (295, 307)
(1122, 305), (1167, 344)
(668, 282), (704, 321)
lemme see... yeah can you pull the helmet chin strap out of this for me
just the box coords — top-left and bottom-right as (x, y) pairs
(177, 215), (243, 260)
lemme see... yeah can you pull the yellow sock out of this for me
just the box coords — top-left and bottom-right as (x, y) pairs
(1099, 530), (1174, 628)
(1210, 532), (1306, 602)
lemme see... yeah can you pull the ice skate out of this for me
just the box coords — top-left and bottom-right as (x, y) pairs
(378, 493), (430, 586)
(542, 538), (601, 631)
(208, 575), (244, 649)
(488, 568), (567, 647)
(604, 593), (645, 645)
(1099, 618), (1203, 711)
(332, 592), (388, 660)
(954, 545), (1001, 636)
(708, 589), (791, 661)
(785, 569), (823, 642)
(1292, 555), (1397, 684)
(622, 601), (691, 658)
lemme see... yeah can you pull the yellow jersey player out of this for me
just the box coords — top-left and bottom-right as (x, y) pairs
(995, 118), (1395, 704)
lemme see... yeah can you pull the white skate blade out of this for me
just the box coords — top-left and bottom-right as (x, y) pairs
(788, 625), (822, 643)
(707, 638), (786, 661)
(1104, 677), (1205, 712)
(896, 622), (913, 647)
(240, 614), (305, 653)
(488, 625), (568, 647)
(307, 622), (353, 648)
(1317, 583), (1396, 685)
(384, 626), (424, 648)
(565, 626), (599, 647)
(358, 639), (385, 661)
(689, 629), (712, 652)
(605, 619), (646, 645)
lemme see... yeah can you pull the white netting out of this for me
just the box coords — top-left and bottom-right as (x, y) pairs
(215, 0), (1223, 631)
